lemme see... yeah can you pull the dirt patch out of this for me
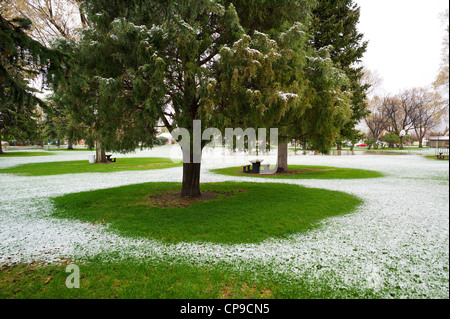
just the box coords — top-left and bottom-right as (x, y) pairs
(144, 189), (246, 208)
(219, 282), (273, 299)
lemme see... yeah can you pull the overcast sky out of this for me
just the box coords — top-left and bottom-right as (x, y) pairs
(356, 0), (449, 96)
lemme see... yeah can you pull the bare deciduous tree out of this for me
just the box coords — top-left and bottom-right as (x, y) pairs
(434, 10), (449, 95)
(434, 10), (449, 124)
(0, 0), (86, 44)
(381, 92), (418, 149)
(379, 88), (445, 149)
(360, 67), (384, 98)
(410, 88), (446, 148)
(364, 96), (388, 140)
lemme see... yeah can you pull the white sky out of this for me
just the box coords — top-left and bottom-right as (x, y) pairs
(356, 0), (449, 96)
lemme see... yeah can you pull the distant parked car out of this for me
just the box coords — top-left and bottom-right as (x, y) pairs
(344, 142), (353, 147)
(356, 143), (367, 147)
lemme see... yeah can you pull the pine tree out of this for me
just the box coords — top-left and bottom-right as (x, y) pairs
(59, 0), (357, 194)
(57, 0), (241, 194)
(0, 13), (65, 154)
(64, 0), (309, 196)
(44, 97), (87, 149)
(225, 0), (352, 172)
(224, 0), (315, 34)
(311, 0), (369, 149)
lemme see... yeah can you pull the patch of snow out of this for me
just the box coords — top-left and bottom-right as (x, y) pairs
(278, 91), (299, 101)
(0, 146), (448, 298)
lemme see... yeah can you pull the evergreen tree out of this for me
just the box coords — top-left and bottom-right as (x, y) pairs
(311, 0), (369, 149)
(58, 0), (357, 194)
(65, 0), (307, 196)
(0, 13), (65, 154)
(0, 99), (40, 153)
(44, 98), (87, 149)
(224, 0), (352, 172)
(224, 0), (315, 34)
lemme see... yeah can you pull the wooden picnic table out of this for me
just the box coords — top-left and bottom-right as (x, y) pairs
(436, 148), (449, 160)
(243, 159), (268, 174)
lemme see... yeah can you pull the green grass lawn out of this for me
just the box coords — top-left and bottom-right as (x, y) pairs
(0, 157), (181, 176)
(307, 147), (427, 153)
(0, 257), (382, 299)
(0, 151), (56, 157)
(353, 147), (419, 152)
(46, 148), (93, 152)
(424, 155), (449, 161)
(52, 182), (362, 244)
(0, 181), (370, 299)
(0, 180), (374, 299)
(211, 165), (384, 180)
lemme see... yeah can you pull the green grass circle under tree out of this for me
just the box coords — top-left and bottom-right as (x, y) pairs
(0, 151), (56, 157)
(52, 182), (362, 244)
(211, 165), (384, 179)
(0, 157), (181, 176)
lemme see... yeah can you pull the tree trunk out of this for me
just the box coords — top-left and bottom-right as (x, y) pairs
(301, 141), (307, 155)
(417, 130), (425, 148)
(336, 143), (343, 151)
(399, 136), (404, 150)
(79, 6), (88, 28)
(68, 140), (74, 150)
(0, 139), (3, 155)
(96, 141), (107, 163)
(276, 142), (289, 173)
(181, 162), (201, 198)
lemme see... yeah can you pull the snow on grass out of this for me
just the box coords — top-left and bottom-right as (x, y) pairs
(0, 147), (448, 298)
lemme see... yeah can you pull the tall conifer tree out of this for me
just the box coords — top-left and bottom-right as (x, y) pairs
(65, 0), (305, 196)
(311, 0), (369, 148)
(60, 0), (358, 195)
(226, 0), (353, 171)
(0, 13), (65, 153)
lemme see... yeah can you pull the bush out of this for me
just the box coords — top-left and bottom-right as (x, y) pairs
(364, 138), (378, 150)
(380, 132), (400, 147)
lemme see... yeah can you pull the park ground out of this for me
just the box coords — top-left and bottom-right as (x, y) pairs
(0, 146), (448, 299)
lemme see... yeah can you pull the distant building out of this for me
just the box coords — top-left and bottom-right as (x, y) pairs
(427, 136), (449, 148)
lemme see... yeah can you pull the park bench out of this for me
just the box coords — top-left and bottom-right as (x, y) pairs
(436, 148), (449, 160)
(243, 164), (252, 173)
